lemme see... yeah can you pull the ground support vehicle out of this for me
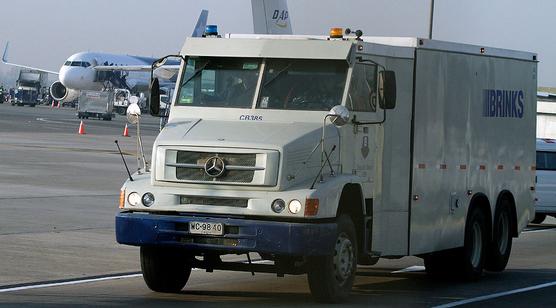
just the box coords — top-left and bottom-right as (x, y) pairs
(77, 90), (114, 120)
(13, 86), (37, 107)
(115, 30), (537, 302)
(113, 88), (131, 115)
(13, 70), (44, 107)
(534, 138), (556, 223)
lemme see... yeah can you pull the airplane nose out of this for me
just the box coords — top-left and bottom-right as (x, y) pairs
(59, 67), (73, 87)
(59, 67), (89, 89)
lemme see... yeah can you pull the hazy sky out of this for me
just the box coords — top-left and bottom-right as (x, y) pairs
(1, 0), (554, 86)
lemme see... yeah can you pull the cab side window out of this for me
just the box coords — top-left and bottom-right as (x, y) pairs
(347, 63), (377, 112)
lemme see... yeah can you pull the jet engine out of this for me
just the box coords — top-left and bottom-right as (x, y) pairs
(50, 81), (79, 102)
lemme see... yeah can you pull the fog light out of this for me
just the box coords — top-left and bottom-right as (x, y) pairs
(271, 199), (286, 213)
(288, 199), (302, 214)
(142, 192), (155, 207)
(128, 192), (140, 206)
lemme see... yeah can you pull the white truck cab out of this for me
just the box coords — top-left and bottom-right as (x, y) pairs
(116, 28), (537, 302)
(534, 138), (556, 223)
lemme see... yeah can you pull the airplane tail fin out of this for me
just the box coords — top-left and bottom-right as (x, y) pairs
(191, 10), (209, 37)
(2, 41), (9, 64)
(251, 0), (292, 35)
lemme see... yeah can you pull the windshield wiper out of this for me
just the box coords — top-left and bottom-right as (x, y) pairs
(181, 60), (210, 87)
(263, 63), (292, 87)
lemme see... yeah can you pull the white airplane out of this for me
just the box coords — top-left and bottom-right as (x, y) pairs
(1, 0), (292, 103)
(1, 10), (207, 102)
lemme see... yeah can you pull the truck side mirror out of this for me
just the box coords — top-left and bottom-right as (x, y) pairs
(150, 78), (160, 116)
(378, 71), (396, 109)
(328, 105), (350, 127)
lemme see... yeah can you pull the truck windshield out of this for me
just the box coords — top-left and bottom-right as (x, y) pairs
(256, 59), (347, 111)
(176, 57), (261, 108)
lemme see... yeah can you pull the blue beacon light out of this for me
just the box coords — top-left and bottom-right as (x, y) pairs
(204, 25), (218, 36)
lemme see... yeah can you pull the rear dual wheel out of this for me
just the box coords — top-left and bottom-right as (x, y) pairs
(485, 203), (513, 272)
(424, 207), (488, 280)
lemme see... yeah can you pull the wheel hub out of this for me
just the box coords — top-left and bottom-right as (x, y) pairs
(333, 232), (354, 284)
(470, 222), (483, 268)
(497, 212), (509, 254)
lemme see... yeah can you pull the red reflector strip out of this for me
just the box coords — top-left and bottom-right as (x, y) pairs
(439, 164), (447, 170)
(418, 163), (426, 169)
(497, 165), (504, 170)
(479, 165), (486, 170)
(514, 165), (521, 171)
(459, 165), (467, 170)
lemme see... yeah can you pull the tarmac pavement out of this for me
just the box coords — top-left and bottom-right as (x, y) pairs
(1, 103), (555, 307)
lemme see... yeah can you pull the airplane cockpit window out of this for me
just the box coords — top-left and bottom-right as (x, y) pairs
(70, 61), (82, 67)
(64, 61), (71, 66)
(82, 62), (91, 67)
(176, 57), (260, 108)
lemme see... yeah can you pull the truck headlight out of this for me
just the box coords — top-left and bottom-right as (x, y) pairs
(288, 199), (302, 214)
(271, 199), (286, 213)
(142, 192), (155, 207)
(127, 192), (140, 206)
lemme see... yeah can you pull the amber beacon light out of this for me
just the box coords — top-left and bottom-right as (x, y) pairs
(329, 27), (343, 39)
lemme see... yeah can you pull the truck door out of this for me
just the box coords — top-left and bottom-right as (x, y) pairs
(343, 62), (383, 196)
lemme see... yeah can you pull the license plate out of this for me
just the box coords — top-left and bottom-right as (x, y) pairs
(189, 221), (224, 236)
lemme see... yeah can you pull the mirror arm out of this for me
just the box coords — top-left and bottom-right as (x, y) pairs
(350, 109), (387, 125)
(356, 56), (386, 71)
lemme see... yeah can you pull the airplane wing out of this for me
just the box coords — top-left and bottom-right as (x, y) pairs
(92, 65), (180, 72)
(2, 42), (59, 75)
(93, 65), (181, 80)
(89, 9), (208, 76)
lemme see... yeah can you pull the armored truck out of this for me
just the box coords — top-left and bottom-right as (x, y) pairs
(116, 28), (537, 302)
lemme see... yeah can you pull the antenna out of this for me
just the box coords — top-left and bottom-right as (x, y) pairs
(115, 140), (133, 181)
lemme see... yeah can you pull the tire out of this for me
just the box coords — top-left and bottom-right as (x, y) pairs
(457, 207), (488, 280)
(140, 246), (192, 293)
(485, 203), (513, 272)
(423, 251), (452, 276)
(307, 215), (357, 303)
(531, 213), (546, 224)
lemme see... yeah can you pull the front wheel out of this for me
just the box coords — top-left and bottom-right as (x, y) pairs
(140, 246), (192, 293)
(485, 203), (513, 272)
(307, 215), (357, 303)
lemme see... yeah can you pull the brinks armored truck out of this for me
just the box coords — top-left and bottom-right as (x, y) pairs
(116, 28), (537, 302)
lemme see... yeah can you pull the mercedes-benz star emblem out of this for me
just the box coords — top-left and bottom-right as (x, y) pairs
(204, 156), (225, 178)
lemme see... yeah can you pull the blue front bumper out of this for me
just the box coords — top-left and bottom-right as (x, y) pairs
(116, 212), (337, 256)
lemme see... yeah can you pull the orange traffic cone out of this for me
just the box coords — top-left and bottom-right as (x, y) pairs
(78, 120), (86, 135)
(56, 101), (61, 108)
(51, 100), (55, 108)
(122, 124), (130, 137)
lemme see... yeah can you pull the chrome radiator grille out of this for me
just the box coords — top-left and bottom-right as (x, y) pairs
(170, 151), (258, 183)
(158, 147), (279, 186)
